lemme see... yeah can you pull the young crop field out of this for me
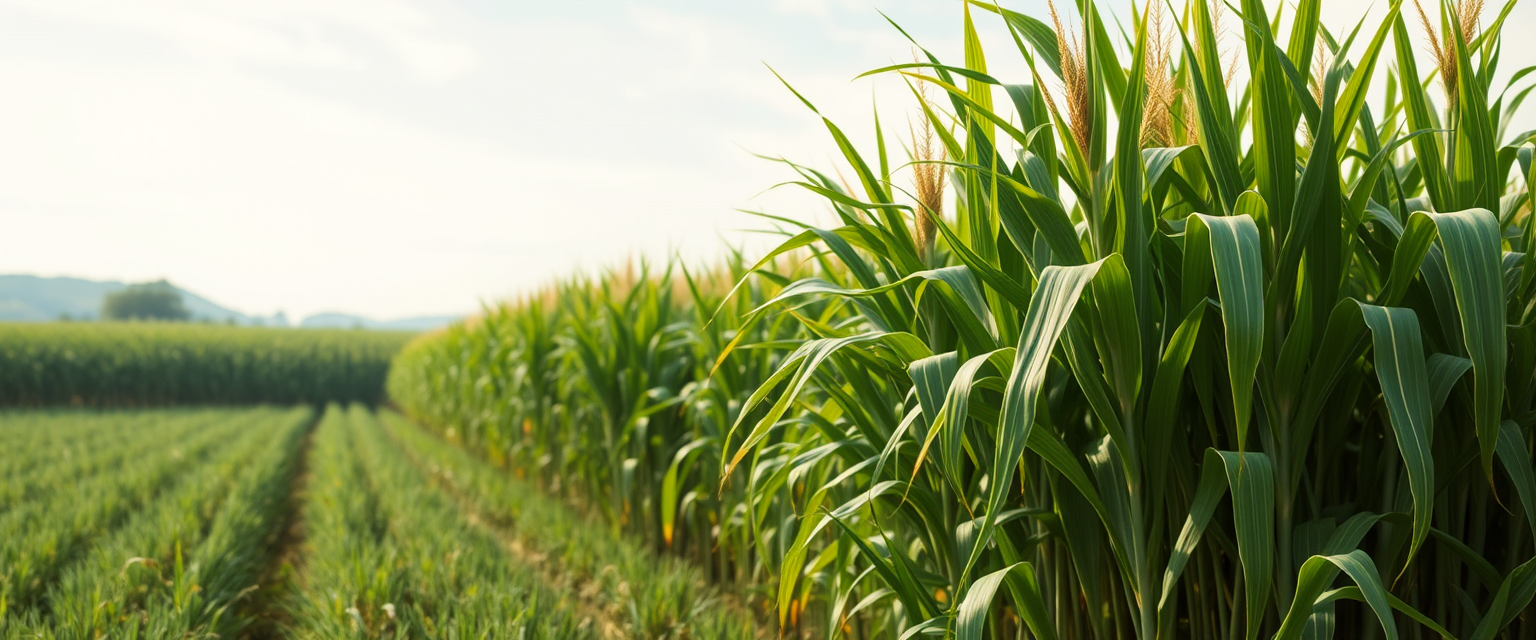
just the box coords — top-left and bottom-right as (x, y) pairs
(0, 406), (754, 639)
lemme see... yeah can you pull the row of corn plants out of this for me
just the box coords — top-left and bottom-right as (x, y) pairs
(0, 410), (228, 510)
(377, 409), (759, 638)
(388, 256), (813, 593)
(0, 410), (193, 480)
(0, 408), (293, 618)
(390, 0), (1536, 636)
(0, 323), (411, 407)
(286, 405), (588, 638)
(2, 406), (310, 638)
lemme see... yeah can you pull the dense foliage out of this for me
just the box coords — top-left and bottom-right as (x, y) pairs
(0, 323), (411, 406)
(390, 0), (1536, 637)
(389, 260), (801, 591)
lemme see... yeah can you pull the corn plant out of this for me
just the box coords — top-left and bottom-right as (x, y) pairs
(389, 254), (808, 593)
(391, 0), (1536, 636)
(711, 0), (1536, 636)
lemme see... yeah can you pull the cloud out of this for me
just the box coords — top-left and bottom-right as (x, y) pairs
(3, 0), (476, 81)
(3, 0), (1532, 321)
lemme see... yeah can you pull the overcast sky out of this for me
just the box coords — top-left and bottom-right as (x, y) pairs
(0, 0), (1530, 321)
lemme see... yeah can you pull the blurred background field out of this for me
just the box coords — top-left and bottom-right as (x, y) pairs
(0, 322), (410, 407)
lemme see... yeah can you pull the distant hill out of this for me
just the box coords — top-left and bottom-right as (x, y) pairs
(299, 313), (458, 332)
(0, 274), (459, 331)
(0, 275), (286, 325)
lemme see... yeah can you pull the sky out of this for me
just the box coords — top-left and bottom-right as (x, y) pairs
(0, 0), (1531, 321)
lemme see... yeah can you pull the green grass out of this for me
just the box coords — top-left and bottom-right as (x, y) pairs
(0, 323), (411, 407)
(388, 0), (1536, 637)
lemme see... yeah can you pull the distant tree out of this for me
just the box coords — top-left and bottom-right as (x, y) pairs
(101, 280), (189, 321)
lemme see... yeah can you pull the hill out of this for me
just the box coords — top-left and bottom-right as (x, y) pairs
(298, 312), (458, 332)
(0, 275), (459, 330)
(0, 275), (285, 324)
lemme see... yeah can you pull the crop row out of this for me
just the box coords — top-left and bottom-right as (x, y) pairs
(0, 409), (293, 615)
(0, 323), (410, 407)
(0, 411), (185, 480)
(2, 404), (759, 639)
(376, 410), (758, 638)
(1, 407), (310, 638)
(0, 410), (234, 510)
(286, 405), (589, 638)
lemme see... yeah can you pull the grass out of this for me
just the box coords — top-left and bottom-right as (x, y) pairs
(0, 323), (411, 407)
(388, 0), (1536, 637)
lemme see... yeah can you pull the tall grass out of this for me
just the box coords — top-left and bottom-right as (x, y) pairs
(391, 0), (1536, 636)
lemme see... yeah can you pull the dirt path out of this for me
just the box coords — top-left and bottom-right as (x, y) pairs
(452, 487), (629, 639)
(243, 411), (319, 639)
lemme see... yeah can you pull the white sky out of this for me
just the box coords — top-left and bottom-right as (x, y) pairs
(0, 0), (1530, 321)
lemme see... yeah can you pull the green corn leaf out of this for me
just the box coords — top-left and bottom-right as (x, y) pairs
(660, 439), (711, 545)
(824, 506), (941, 621)
(775, 463), (886, 626)
(967, 1), (1063, 78)
(1184, 213), (1265, 449)
(1315, 586), (1454, 639)
(1237, 0), (1295, 244)
(1285, 0), (1321, 77)
(1143, 303), (1207, 501)
(1427, 208), (1507, 479)
(1450, 8), (1501, 214)
(955, 562), (1053, 640)
(1276, 551), (1399, 640)
(1469, 555), (1536, 640)
(1358, 304), (1435, 564)
(1173, 2), (1244, 213)
(963, 3), (994, 145)
(1392, 13), (1452, 208)
(964, 257), (1113, 582)
(1091, 254), (1142, 414)
(1496, 420), (1536, 534)
(723, 332), (930, 479)
(1331, 0), (1403, 147)
(1427, 353), (1473, 416)
(1158, 449), (1274, 640)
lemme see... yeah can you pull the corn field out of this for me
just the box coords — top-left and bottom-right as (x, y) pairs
(0, 323), (411, 407)
(388, 0), (1536, 637)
